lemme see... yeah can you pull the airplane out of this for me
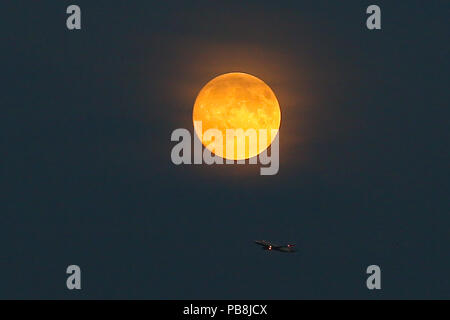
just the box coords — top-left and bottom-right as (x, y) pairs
(254, 240), (297, 253)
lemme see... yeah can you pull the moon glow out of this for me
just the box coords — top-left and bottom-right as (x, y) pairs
(193, 72), (281, 160)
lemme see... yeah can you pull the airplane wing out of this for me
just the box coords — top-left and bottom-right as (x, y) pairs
(254, 240), (280, 248)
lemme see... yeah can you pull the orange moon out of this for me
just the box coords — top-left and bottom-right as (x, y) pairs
(192, 72), (281, 160)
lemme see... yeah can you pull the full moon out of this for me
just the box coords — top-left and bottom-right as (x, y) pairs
(193, 72), (281, 160)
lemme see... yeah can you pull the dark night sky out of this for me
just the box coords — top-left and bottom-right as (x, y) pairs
(2, 1), (449, 299)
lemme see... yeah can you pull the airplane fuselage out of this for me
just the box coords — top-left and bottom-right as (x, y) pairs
(254, 240), (296, 253)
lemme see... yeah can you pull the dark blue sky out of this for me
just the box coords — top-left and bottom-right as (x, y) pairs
(2, 1), (449, 298)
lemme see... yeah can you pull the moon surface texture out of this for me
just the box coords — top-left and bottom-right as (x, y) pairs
(193, 72), (281, 160)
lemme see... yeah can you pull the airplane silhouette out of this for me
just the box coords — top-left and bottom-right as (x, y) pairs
(254, 240), (296, 253)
